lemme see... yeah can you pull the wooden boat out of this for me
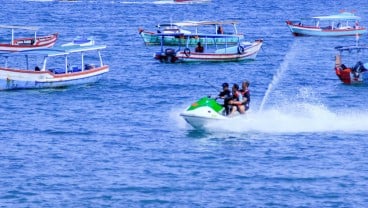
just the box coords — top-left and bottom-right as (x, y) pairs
(0, 45), (109, 90)
(286, 12), (366, 36)
(153, 33), (263, 63)
(139, 20), (244, 45)
(0, 25), (58, 51)
(334, 45), (368, 84)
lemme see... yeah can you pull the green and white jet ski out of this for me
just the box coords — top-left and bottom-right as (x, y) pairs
(180, 96), (228, 129)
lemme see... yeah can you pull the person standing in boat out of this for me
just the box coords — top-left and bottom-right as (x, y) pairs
(217, 26), (224, 34)
(195, 42), (204, 53)
(217, 82), (231, 115)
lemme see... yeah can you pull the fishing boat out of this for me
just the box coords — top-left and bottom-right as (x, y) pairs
(334, 45), (368, 84)
(0, 45), (109, 90)
(180, 96), (228, 129)
(0, 25), (58, 51)
(139, 20), (244, 45)
(286, 12), (366, 36)
(153, 33), (263, 63)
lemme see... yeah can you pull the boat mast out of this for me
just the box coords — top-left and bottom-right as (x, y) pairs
(64, 55), (68, 73)
(26, 55), (29, 70)
(42, 56), (48, 71)
(81, 52), (84, 71)
(233, 23), (238, 34)
(11, 28), (14, 45)
(98, 50), (103, 66)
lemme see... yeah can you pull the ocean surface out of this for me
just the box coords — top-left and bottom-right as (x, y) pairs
(1, 0), (368, 207)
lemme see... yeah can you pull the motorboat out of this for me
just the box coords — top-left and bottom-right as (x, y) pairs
(180, 96), (228, 129)
(139, 20), (243, 45)
(0, 45), (109, 90)
(286, 12), (366, 36)
(334, 45), (368, 84)
(0, 25), (58, 51)
(153, 33), (263, 63)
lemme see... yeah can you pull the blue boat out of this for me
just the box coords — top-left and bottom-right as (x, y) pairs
(139, 20), (244, 45)
(0, 45), (109, 90)
(286, 12), (366, 36)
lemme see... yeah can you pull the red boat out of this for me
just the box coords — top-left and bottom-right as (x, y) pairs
(334, 45), (368, 84)
(0, 25), (58, 51)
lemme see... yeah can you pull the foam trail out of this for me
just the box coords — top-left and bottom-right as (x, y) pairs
(259, 41), (299, 112)
(205, 102), (368, 133)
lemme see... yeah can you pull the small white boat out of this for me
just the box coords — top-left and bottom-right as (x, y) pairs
(286, 12), (366, 36)
(0, 45), (109, 90)
(61, 36), (95, 47)
(0, 25), (58, 51)
(334, 45), (368, 84)
(154, 33), (263, 63)
(180, 96), (228, 129)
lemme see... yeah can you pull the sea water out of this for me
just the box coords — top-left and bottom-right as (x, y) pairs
(0, 0), (368, 207)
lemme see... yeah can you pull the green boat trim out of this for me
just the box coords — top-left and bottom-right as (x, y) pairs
(187, 97), (223, 112)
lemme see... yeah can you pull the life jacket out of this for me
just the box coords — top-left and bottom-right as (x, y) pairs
(240, 89), (250, 110)
(231, 91), (243, 106)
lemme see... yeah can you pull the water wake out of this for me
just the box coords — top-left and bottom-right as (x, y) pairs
(259, 41), (299, 112)
(205, 102), (368, 133)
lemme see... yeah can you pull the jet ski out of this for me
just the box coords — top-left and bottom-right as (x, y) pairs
(180, 96), (228, 129)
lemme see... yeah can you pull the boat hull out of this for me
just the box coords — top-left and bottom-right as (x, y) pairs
(179, 40), (262, 62)
(180, 106), (227, 129)
(155, 40), (263, 63)
(286, 23), (366, 36)
(0, 33), (58, 51)
(0, 66), (109, 90)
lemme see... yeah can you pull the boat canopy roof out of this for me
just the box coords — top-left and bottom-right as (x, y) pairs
(335, 45), (368, 52)
(0, 25), (41, 31)
(157, 20), (238, 28)
(153, 33), (240, 38)
(312, 12), (361, 21)
(0, 45), (107, 57)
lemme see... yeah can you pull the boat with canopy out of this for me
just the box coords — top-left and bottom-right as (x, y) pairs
(286, 12), (366, 36)
(0, 25), (58, 51)
(334, 45), (368, 84)
(139, 20), (244, 45)
(0, 45), (109, 90)
(153, 33), (263, 63)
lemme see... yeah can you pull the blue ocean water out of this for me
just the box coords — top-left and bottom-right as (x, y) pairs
(1, 0), (368, 207)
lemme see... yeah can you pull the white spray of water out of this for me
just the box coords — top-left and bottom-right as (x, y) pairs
(259, 41), (299, 112)
(204, 103), (368, 133)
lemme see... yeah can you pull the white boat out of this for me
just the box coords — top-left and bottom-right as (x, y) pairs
(0, 45), (109, 90)
(0, 25), (58, 51)
(180, 96), (228, 129)
(286, 12), (366, 36)
(139, 20), (244, 45)
(154, 33), (263, 63)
